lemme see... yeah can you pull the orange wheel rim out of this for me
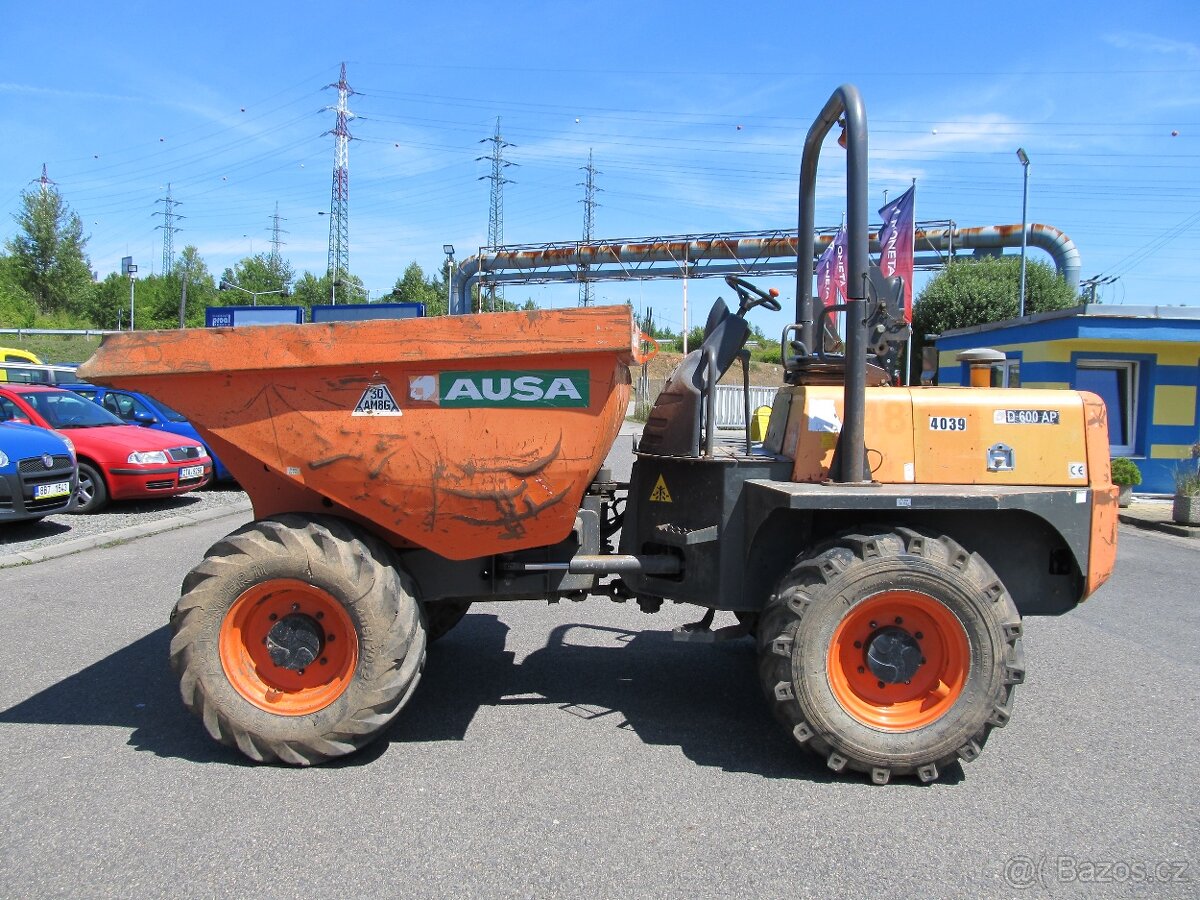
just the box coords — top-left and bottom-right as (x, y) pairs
(219, 578), (358, 716)
(826, 590), (970, 732)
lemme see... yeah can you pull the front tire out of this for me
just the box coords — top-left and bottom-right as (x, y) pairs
(169, 514), (426, 765)
(758, 528), (1024, 784)
(73, 462), (108, 513)
(422, 599), (472, 643)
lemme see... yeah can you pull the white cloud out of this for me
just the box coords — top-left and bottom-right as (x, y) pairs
(1103, 32), (1200, 61)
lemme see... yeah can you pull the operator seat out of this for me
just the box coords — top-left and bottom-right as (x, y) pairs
(638, 297), (749, 457)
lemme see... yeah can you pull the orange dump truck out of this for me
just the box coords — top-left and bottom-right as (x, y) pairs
(76, 85), (1116, 783)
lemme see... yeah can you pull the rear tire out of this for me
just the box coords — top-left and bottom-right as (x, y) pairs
(73, 462), (108, 513)
(169, 514), (426, 765)
(422, 599), (472, 643)
(758, 527), (1024, 784)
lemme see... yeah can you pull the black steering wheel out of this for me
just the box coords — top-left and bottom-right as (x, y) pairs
(725, 275), (782, 314)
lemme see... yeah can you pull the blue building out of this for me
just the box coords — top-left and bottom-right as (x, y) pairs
(934, 305), (1200, 494)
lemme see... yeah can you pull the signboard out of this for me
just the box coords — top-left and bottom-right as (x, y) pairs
(310, 302), (425, 323)
(205, 305), (305, 328)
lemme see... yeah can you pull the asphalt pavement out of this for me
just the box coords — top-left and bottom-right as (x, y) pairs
(1, 427), (1197, 898)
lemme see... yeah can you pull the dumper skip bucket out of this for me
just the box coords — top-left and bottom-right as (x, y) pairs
(77, 306), (642, 559)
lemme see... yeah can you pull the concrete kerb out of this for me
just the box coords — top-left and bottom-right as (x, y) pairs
(0, 499), (253, 569)
(1117, 498), (1200, 539)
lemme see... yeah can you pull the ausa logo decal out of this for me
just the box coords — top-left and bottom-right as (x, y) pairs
(411, 370), (590, 408)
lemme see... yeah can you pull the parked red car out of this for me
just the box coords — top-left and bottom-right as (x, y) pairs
(0, 385), (211, 513)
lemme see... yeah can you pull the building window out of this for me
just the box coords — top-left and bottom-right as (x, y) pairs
(992, 359), (1020, 388)
(1076, 360), (1138, 455)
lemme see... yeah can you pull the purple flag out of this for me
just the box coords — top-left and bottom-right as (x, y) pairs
(816, 241), (835, 307)
(831, 223), (848, 304)
(878, 185), (916, 322)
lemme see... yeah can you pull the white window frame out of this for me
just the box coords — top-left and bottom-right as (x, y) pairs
(998, 359), (1020, 388)
(1076, 359), (1138, 456)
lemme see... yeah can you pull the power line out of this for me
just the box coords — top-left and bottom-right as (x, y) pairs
(324, 61), (357, 297)
(269, 201), (288, 271)
(154, 182), (183, 275)
(578, 149), (601, 306)
(477, 116), (515, 308)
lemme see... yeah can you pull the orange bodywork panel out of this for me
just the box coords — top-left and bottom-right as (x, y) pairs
(783, 386), (1094, 487)
(1081, 391), (1119, 595)
(76, 307), (638, 560)
(786, 387), (914, 484)
(780, 384), (1116, 603)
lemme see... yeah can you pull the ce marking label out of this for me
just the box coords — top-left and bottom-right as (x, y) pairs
(1068, 462), (1087, 479)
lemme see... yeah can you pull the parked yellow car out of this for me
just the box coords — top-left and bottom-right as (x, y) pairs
(0, 347), (43, 382)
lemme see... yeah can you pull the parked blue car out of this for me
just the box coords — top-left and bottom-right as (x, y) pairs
(0, 421), (78, 522)
(62, 384), (233, 482)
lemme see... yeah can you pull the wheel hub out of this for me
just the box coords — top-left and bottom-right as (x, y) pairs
(265, 613), (323, 671)
(865, 625), (923, 684)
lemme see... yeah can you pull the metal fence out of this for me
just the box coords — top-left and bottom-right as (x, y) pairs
(713, 384), (778, 428)
(634, 374), (777, 429)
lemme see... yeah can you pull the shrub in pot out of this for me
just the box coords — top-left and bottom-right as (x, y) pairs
(1173, 443), (1200, 525)
(1110, 457), (1141, 508)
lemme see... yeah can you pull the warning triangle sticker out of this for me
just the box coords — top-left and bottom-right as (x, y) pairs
(353, 383), (403, 417)
(649, 474), (673, 503)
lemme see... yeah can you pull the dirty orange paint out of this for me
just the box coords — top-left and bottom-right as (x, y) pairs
(77, 307), (641, 560)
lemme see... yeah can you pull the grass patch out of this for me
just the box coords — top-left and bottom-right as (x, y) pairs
(0, 333), (108, 365)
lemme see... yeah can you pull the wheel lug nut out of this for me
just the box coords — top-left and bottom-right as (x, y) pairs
(297, 668), (305, 676)
(877, 680), (885, 689)
(292, 603), (300, 611)
(327, 634), (335, 642)
(857, 666), (865, 674)
(261, 637), (267, 645)
(316, 612), (324, 620)
(268, 613), (278, 621)
(320, 657), (328, 665)
(869, 621), (877, 629)
(853, 640), (862, 649)
(894, 616), (903, 625)
(920, 657), (927, 665)
(915, 631), (924, 640)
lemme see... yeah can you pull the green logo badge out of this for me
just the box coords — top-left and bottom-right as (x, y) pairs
(437, 370), (590, 408)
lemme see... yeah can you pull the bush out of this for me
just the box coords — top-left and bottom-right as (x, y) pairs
(1110, 457), (1142, 487)
(1173, 443), (1200, 497)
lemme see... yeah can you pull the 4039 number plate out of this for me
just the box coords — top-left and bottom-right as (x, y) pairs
(929, 416), (967, 431)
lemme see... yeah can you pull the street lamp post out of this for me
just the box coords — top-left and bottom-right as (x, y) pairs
(219, 280), (289, 307)
(1016, 147), (1030, 317)
(127, 263), (137, 331)
(443, 244), (455, 314)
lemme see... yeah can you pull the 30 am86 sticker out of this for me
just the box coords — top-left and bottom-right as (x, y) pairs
(353, 383), (403, 416)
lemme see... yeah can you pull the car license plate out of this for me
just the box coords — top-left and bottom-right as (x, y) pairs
(180, 465), (205, 480)
(34, 481), (71, 499)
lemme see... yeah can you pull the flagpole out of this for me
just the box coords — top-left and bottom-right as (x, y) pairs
(906, 178), (916, 385)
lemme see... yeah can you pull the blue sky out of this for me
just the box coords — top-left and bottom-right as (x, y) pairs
(1, 1), (1197, 337)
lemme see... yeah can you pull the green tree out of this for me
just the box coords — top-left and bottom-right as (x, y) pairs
(0, 254), (38, 327)
(913, 256), (1077, 337)
(388, 262), (447, 315)
(911, 256), (1078, 379)
(177, 246), (218, 325)
(289, 271), (333, 313)
(220, 252), (294, 298)
(87, 272), (169, 331)
(149, 247), (218, 328)
(5, 184), (94, 315)
(85, 272), (131, 330)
